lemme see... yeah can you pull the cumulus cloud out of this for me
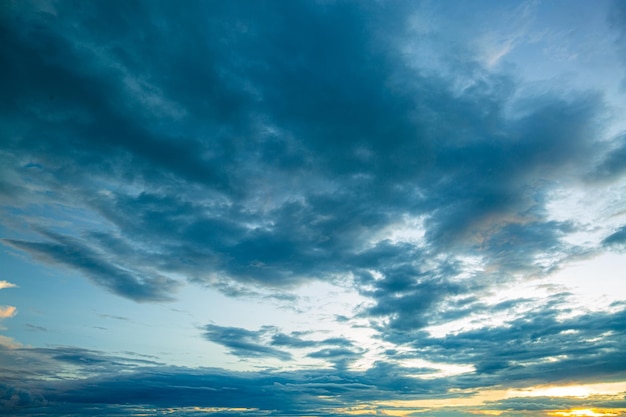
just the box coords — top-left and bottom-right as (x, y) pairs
(0, 306), (17, 319)
(0, 281), (17, 290)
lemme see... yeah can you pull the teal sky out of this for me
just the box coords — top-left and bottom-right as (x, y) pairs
(2, 1), (626, 416)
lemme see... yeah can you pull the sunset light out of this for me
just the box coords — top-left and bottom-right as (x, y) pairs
(507, 381), (626, 399)
(551, 409), (619, 417)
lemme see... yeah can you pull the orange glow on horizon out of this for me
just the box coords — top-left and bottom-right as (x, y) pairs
(550, 409), (619, 417)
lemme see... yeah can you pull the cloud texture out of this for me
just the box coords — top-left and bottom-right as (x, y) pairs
(2, 0), (626, 415)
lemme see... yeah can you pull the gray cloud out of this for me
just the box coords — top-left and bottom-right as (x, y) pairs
(2, 2), (626, 414)
(203, 324), (360, 366)
(603, 225), (626, 247)
(306, 347), (364, 370)
(390, 302), (626, 389)
(3, 232), (180, 302)
(0, 343), (451, 415)
(5, 284), (626, 417)
(1, 0), (610, 310)
(203, 325), (291, 361)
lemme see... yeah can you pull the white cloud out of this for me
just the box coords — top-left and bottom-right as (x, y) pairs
(0, 280), (17, 290)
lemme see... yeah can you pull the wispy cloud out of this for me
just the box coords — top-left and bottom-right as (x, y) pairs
(203, 324), (292, 361)
(203, 324), (364, 369)
(4, 232), (180, 302)
(25, 323), (47, 332)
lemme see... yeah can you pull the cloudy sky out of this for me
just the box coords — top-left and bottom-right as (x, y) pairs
(2, 0), (626, 416)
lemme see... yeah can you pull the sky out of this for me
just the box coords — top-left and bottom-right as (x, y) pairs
(2, 0), (626, 416)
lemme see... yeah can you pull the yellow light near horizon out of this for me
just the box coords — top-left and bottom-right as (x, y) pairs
(190, 407), (260, 413)
(526, 386), (591, 398)
(373, 381), (626, 414)
(332, 406), (377, 415)
(550, 409), (618, 417)
(375, 389), (511, 409)
(341, 410), (377, 416)
(507, 381), (626, 399)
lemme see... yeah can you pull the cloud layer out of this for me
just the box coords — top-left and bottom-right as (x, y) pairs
(2, 0), (620, 308)
(2, 0), (626, 416)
